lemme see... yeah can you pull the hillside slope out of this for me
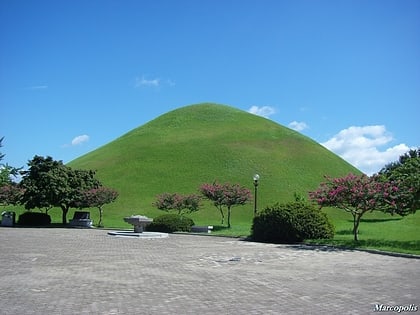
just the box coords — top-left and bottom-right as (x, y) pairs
(69, 103), (360, 222)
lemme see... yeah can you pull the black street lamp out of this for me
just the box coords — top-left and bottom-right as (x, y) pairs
(253, 174), (260, 216)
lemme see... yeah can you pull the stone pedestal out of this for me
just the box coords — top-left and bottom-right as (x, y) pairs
(123, 215), (153, 233)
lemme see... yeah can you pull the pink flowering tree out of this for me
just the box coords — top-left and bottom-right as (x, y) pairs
(309, 173), (412, 241)
(200, 182), (251, 228)
(79, 187), (119, 227)
(154, 193), (201, 215)
(0, 184), (24, 206)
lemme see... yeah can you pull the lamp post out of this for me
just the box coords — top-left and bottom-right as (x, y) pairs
(253, 174), (260, 216)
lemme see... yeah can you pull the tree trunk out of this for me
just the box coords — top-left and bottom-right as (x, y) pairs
(227, 206), (231, 228)
(61, 205), (69, 225)
(353, 214), (362, 242)
(98, 207), (103, 227)
(218, 206), (225, 225)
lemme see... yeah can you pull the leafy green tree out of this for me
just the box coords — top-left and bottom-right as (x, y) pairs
(78, 187), (119, 227)
(20, 156), (100, 224)
(200, 182), (251, 228)
(377, 148), (420, 214)
(154, 192), (201, 215)
(20, 156), (65, 213)
(0, 137), (20, 186)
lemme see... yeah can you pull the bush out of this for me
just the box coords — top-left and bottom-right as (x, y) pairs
(18, 211), (51, 226)
(147, 214), (195, 233)
(251, 202), (334, 243)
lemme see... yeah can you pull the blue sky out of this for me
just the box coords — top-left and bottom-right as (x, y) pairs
(1, 0), (419, 176)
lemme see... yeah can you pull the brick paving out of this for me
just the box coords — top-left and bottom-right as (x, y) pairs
(0, 227), (419, 315)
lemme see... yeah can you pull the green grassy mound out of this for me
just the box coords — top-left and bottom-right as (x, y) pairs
(69, 103), (360, 221)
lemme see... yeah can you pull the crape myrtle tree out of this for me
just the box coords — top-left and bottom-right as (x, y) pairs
(154, 192), (201, 215)
(200, 182), (251, 228)
(20, 156), (101, 224)
(309, 171), (418, 241)
(78, 187), (119, 227)
(0, 184), (24, 206)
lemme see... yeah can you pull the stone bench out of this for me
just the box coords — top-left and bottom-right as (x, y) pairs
(191, 225), (213, 233)
(69, 211), (93, 228)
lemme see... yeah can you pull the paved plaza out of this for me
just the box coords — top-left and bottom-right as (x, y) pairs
(0, 227), (419, 315)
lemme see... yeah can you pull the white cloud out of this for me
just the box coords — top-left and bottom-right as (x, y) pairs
(288, 121), (308, 132)
(26, 85), (48, 90)
(248, 106), (276, 118)
(135, 76), (160, 87)
(71, 135), (89, 146)
(321, 125), (411, 175)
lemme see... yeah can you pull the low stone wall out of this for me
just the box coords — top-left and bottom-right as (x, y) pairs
(191, 225), (213, 233)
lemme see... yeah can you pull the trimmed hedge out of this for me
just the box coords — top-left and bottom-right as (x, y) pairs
(251, 202), (334, 243)
(18, 211), (51, 226)
(147, 213), (195, 233)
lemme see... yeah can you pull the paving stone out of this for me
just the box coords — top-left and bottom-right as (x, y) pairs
(0, 228), (418, 314)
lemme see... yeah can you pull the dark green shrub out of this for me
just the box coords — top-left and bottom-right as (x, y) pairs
(251, 202), (334, 243)
(18, 211), (51, 226)
(147, 214), (195, 233)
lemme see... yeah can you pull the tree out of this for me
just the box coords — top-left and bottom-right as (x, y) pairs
(78, 187), (119, 227)
(200, 182), (251, 228)
(154, 192), (201, 215)
(0, 137), (20, 186)
(377, 148), (420, 214)
(308, 173), (414, 241)
(0, 183), (24, 206)
(19, 156), (62, 212)
(20, 156), (100, 224)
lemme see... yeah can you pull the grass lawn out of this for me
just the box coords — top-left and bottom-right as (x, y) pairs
(304, 208), (420, 255)
(205, 209), (420, 255)
(193, 207), (420, 256)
